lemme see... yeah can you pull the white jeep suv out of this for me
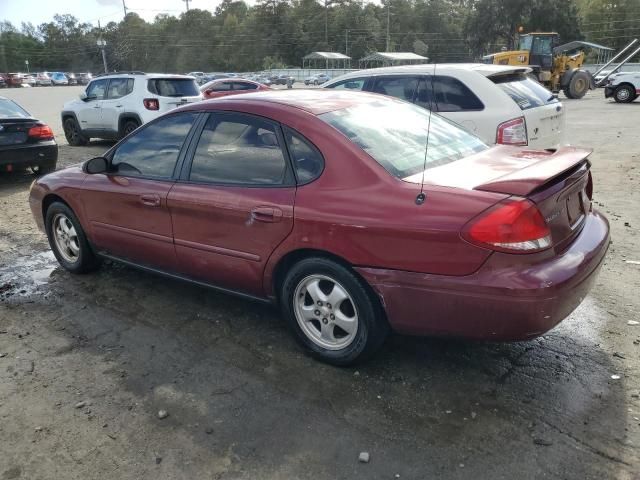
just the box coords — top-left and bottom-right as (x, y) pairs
(61, 72), (202, 146)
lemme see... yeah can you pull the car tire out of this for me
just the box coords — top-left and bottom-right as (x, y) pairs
(613, 84), (635, 103)
(121, 120), (140, 138)
(63, 118), (88, 146)
(280, 257), (389, 366)
(313, 80), (319, 86)
(45, 202), (101, 274)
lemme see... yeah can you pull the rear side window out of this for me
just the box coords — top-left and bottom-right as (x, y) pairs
(212, 82), (233, 92)
(107, 78), (134, 99)
(284, 128), (324, 184)
(0, 99), (30, 118)
(492, 74), (558, 110)
(189, 113), (289, 185)
(233, 82), (257, 91)
(372, 76), (419, 102)
(147, 78), (199, 97)
(326, 78), (366, 90)
(433, 76), (484, 112)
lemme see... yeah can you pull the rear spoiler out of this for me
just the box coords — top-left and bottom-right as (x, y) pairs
(474, 147), (592, 196)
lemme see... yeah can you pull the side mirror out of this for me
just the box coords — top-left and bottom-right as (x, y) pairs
(79, 92), (87, 101)
(83, 156), (109, 174)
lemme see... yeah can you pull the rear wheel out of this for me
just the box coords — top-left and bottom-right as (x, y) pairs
(45, 202), (100, 274)
(563, 70), (590, 99)
(121, 120), (140, 138)
(613, 84), (636, 103)
(63, 118), (88, 146)
(280, 257), (389, 366)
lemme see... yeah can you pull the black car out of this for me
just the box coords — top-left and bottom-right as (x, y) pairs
(0, 97), (58, 174)
(76, 73), (92, 85)
(65, 73), (78, 85)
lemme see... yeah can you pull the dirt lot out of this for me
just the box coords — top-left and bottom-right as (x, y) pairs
(0, 87), (639, 479)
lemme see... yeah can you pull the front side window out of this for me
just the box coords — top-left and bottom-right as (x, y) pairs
(372, 76), (419, 102)
(86, 79), (108, 100)
(284, 128), (324, 184)
(147, 78), (199, 97)
(326, 78), (366, 90)
(433, 76), (484, 112)
(111, 112), (197, 178)
(189, 113), (288, 185)
(320, 101), (488, 180)
(107, 78), (134, 99)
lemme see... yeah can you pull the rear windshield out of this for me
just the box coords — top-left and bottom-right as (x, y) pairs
(147, 78), (199, 97)
(492, 74), (558, 110)
(0, 99), (31, 119)
(320, 100), (488, 179)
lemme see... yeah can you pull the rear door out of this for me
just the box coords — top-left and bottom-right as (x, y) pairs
(82, 112), (199, 271)
(100, 77), (134, 131)
(168, 112), (296, 297)
(146, 78), (202, 113)
(490, 73), (565, 148)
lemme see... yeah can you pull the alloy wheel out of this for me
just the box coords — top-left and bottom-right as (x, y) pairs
(293, 274), (359, 350)
(52, 213), (80, 263)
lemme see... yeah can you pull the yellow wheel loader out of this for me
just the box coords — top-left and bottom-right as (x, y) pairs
(482, 32), (600, 99)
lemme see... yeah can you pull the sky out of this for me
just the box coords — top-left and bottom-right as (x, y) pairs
(0, 0), (224, 28)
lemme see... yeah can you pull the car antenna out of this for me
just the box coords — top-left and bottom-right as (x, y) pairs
(416, 63), (435, 206)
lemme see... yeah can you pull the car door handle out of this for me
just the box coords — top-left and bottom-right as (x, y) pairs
(93, 105), (101, 109)
(140, 194), (161, 207)
(115, 104), (123, 107)
(251, 206), (283, 223)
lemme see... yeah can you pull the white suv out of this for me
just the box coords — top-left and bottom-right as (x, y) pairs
(61, 72), (202, 146)
(604, 72), (640, 103)
(324, 64), (565, 148)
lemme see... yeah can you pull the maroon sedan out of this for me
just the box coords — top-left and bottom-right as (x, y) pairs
(200, 78), (270, 100)
(29, 90), (609, 365)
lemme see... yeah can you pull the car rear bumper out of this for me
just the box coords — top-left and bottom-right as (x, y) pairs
(356, 210), (610, 341)
(604, 86), (615, 98)
(0, 142), (58, 171)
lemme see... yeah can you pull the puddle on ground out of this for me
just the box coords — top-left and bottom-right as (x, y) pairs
(0, 250), (58, 297)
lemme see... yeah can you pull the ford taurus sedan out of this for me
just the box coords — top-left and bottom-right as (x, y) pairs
(29, 90), (609, 365)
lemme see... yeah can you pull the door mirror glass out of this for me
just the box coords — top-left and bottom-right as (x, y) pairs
(79, 92), (88, 101)
(83, 156), (109, 174)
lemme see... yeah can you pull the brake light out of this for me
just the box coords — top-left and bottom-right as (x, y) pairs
(28, 124), (54, 140)
(143, 98), (159, 110)
(463, 198), (551, 253)
(496, 117), (527, 146)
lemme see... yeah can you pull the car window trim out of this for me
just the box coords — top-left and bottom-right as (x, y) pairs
(177, 111), (296, 188)
(102, 111), (203, 182)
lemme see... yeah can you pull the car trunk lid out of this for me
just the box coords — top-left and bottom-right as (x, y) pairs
(0, 119), (37, 146)
(420, 145), (592, 249)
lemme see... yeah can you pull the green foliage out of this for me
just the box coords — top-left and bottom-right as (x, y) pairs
(0, 0), (632, 73)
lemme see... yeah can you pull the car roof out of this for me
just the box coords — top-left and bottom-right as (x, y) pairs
(185, 89), (401, 115)
(331, 63), (532, 79)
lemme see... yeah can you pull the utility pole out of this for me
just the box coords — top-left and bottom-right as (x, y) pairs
(386, 1), (390, 52)
(122, 0), (128, 16)
(97, 21), (108, 73)
(345, 29), (348, 57)
(324, 0), (329, 45)
(183, 0), (190, 11)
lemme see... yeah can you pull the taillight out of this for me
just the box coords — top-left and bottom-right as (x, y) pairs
(28, 124), (54, 140)
(496, 117), (527, 146)
(143, 98), (159, 110)
(462, 198), (551, 254)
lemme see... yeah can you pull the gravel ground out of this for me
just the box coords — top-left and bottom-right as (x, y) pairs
(0, 87), (639, 479)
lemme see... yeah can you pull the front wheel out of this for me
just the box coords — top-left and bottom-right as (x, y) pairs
(63, 118), (88, 146)
(45, 202), (101, 274)
(613, 84), (636, 103)
(280, 257), (389, 366)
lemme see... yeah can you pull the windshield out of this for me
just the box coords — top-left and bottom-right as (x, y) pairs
(320, 100), (488, 180)
(0, 99), (31, 119)
(492, 74), (558, 110)
(147, 78), (200, 97)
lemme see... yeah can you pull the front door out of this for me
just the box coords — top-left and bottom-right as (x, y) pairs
(168, 112), (296, 297)
(77, 79), (108, 130)
(82, 112), (199, 271)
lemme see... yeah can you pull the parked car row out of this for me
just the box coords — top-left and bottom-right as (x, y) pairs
(0, 71), (93, 87)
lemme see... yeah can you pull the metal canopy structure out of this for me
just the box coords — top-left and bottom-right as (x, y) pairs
(359, 52), (429, 68)
(554, 40), (614, 65)
(303, 52), (351, 69)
